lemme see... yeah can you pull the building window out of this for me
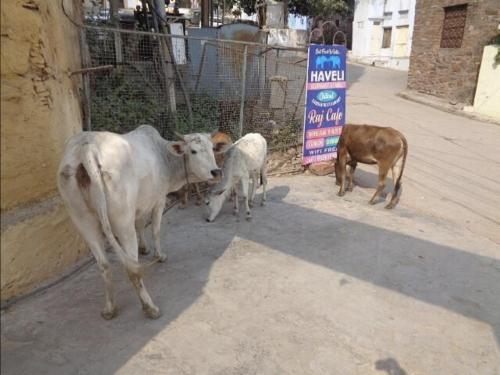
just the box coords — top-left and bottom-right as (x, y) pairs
(383, 0), (393, 17)
(382, 27), (392, 48)
(440, 4), (468, 48)
(399, 0), (409, 11)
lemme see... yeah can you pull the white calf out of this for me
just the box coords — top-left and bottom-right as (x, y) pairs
(57, 125), (221, 319)
(205, 133), (267, 222)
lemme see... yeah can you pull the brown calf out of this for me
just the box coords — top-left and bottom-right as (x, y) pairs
(335, 124), (408, 209)
(178, 131), (233, 208)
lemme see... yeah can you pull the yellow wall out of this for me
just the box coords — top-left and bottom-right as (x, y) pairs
(1, 0), (87, 301)
(473, 45), (500, 121)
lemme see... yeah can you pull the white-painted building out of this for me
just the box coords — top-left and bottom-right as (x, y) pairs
(352, 0), (416, 70)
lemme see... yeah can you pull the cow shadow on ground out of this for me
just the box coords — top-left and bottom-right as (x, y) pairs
(2, 185), (499, 374)
(351, 167), (395, 196)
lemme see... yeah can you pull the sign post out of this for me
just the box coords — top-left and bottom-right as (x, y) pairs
(302, 45), (347, 165)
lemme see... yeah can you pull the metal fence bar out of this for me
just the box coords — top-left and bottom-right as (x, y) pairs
(83, 24), (308, 52)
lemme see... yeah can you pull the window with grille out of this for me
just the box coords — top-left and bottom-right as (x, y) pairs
(382, 27), (392, 48)
(440, 4), (468, 48)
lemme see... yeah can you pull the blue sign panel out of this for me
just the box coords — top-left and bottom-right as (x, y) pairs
(302, 44), (347, 165)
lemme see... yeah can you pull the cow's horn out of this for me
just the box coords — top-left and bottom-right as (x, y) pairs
(173, 130), (185, 141)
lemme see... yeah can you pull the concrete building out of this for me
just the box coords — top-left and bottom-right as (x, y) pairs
(352, 0), (416, 70)
(407, 0), (499, 105)
(1, 1), (86, 302)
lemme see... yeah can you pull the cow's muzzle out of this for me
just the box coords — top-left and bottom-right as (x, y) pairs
(210, 169), (222, 178)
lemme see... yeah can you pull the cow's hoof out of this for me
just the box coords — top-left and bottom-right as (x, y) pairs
(385, 203), (395, 209)
(261, 200), (266, 206)
(155, 253), (168, 263)
(246, 214), (252, 221)
(347, 186), (354, 192)
(143, 305), (161, 319)
(139, 245), (149, 255)
(195, 200), (202, 206)
(101, 308), (117, 320)
(178, 204), (186, 210)
(337, 192), (345, 197)
(369, 200), (377, 205)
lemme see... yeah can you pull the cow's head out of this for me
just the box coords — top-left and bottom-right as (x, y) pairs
(167, 132), (222, 182)
(204, 185), (228, 222)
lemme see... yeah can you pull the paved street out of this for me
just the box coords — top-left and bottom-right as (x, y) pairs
(2, 64), (499, 375)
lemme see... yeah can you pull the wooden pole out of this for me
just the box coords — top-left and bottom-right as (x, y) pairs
(194, 41), (207, 92)
(150, 0), (177, 114)
(79, 29), (92, 131)
(70, 65), (114, 76)
(238, 45), (248, 138)
(113, 31), (123, 70)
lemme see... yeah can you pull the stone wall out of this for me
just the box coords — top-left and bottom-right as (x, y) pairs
(1, 0), (87, 301)
(407, 0), (499, 104)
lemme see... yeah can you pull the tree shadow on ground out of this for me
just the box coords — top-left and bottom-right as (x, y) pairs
(375, 357), (408, 375)
(2, 185), (499, 374)
(347, 62), (365, 89)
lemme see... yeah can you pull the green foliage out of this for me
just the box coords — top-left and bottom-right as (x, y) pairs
(270, 119), (302, 149)
(490, 32), (500, 64)
(287, 0), (352, 16)
(90, 70), (159, 133)
(216, 0), (352, 17)
(91, 70), (224, 137)
(173, 92), (222, 135)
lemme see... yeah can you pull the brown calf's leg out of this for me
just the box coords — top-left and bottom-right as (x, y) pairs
(347, 161), (357, 191)
(386, 156), (404, 209)
(337, 159), (347, 196)
(369, 162), (390, 205)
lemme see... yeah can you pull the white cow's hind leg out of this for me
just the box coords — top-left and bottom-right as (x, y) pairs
(151, 199), (167, 263)
(249, 172), (258, 208)
(136, 217), (149, 255)
(114, 219), (160, 319)
(260, 162), (268, 206)
(233, 186), (239, 216)
(241, 176), (252, 221)
(60, 188), (116, 319)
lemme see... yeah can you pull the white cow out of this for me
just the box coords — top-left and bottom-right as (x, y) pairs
(57, 125), (221, 319)
(205, 133), (267, 222)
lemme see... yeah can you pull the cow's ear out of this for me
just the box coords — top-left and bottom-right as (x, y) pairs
(213, 141), (230, 154)
(167, 141), (186, 157)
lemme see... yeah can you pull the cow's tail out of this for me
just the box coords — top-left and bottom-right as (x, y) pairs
(79, 144), (143, 277)
(388, 134), (408, 208)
